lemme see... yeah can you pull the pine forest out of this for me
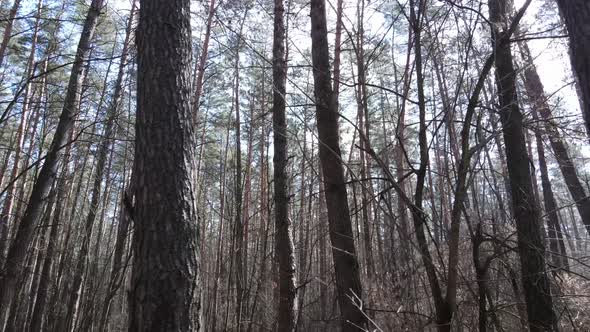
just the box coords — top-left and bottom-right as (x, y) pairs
(0, 0), (589, 331)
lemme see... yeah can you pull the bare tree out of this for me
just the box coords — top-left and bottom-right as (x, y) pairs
(309, 0), (367, 330)
(489, 0), (557, 330)
(272, 0), (297, 329)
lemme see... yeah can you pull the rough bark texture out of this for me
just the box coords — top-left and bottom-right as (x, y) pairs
(129, 0), (200, 330)
(273, 0), (297, 330)
(555, 0), (590, 137)
(309, 0), (367, 330)
(489, 0), (556, 330)
(0, 0), (103, 324)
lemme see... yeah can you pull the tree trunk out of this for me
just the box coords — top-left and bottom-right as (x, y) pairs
(354, 0), (375, 282)
(97, 112), (134, 329)
(27, 68), (58, 332)
(531, 109), (569, 270)
(45, 147), (76, 331)
(407, 2), (449, 330)
(317, 166), (330, 329)
(128, 0), (200, 330)
(489, 0), (557, 330)
(64, 4), (135, 330)
(210, 126), (231, 332)
(0, 0), (22, 68)
(232, 15), (247, 329)
(0, 0), (103, 324)
(192, 0), (216, 121)
(519, 41), (590, 236)
(20, 184), (54, 332)
(272, 0), (297, 330)
(394, 23), (413, 269)
(331, 0), (343, 96)
(0, 0), (42, 265)
(309, 0), (367, 330)
(554, 0), (590, 137)
(97, 181), (134, 332)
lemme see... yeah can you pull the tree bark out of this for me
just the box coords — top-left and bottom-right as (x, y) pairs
(519, 41), (590, 236)
(128, 0), (200, 330)
(489, 0), (557, 330)
(28, 88), (57, 332)
(231, 15), (247, 329)
(309, 0), (367, 330)
(0, 0), (42, 265)
(554, 0), (590, 137)
(210, 125), (231, 332)
(353, 0), (375, 281)
(531, 109), (569, 270)
(272, 0), (297, 330)
(407, 2), (449, 330)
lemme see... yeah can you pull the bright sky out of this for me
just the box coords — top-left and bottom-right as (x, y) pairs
(106, 0), (585, 152)
(111, 0), (131, 10)
(110, 0), (578, 113)
(514, 0), (580, 114)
